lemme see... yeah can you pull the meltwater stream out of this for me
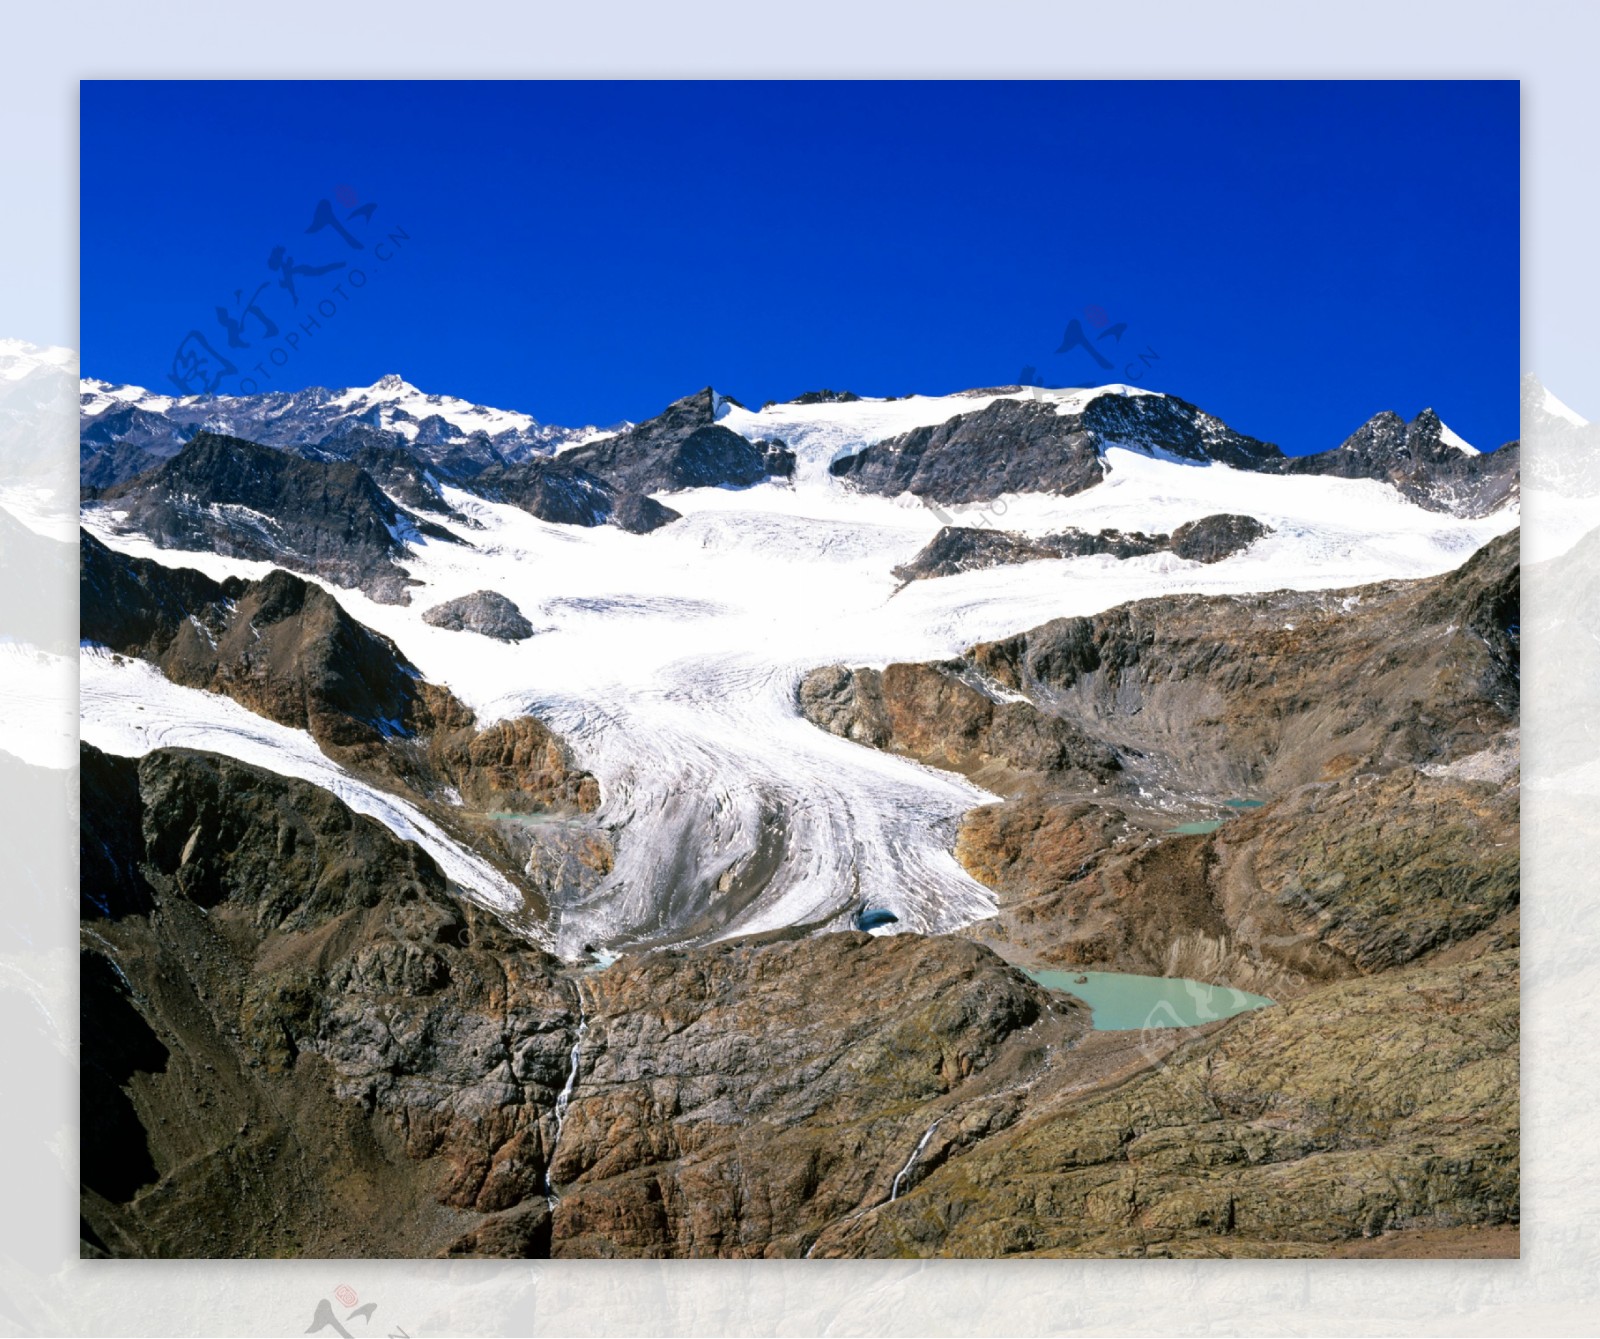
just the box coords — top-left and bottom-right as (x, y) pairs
(544, 992), (587, 1208)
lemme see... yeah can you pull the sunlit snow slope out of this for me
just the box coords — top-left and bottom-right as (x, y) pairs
(79, 650), (538, 936)
(82, 386), (1518, 956)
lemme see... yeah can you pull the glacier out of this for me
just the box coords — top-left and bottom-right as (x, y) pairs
(80, 387), (1519, 957)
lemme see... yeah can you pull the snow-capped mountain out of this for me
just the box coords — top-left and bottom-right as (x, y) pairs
(78, 372), (629, 488)
(80, 371), (1522, 520)
(80, 371), (1522, 959)
(77, 363), (1526, 1259)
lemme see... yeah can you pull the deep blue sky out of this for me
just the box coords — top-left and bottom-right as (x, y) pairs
(81, 80), (1519, 454)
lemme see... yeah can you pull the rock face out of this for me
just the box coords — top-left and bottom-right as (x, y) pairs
(547, 932), (1072, 1257)
(965, 529), (1519, 795)
(80, 744), (579, 1259)
(798, 661), (1121, 791)
(562, 388), (776, 494)
(1168, 513), (1270, 563)
(958, 761), (1519, 991)
(831, 396), (1107, 504)
(814, 531), (1517, 799)
(423, 590), (537, 641)
(831, 392), (1283, 506)
(893, 515), (1268, 583)
(812, 946), (1519, 1258)
(79, 532), (598, 815)
(1268, 408), (1519, 518)
(88, 432), (438, 603)
(807, 532), (1520, 995)
(826, 390), (1516, 518)
(464, 456), (680, 533)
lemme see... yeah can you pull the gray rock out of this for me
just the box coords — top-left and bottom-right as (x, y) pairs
(1169, 513), (1270, 563)
(893, 515), (1265, 584)
(562, 388), (775, 494)
(423, 590), (537, 641)
(1266, 408), (1518, 518)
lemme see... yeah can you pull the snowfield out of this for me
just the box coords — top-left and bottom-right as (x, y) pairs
(81, 389), (1520, 957)
(79, 649), (539, 938)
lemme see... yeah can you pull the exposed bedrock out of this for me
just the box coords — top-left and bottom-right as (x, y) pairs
(80, 531), (598, 816)
(84, 742), (1517, 1260)
(802, 531), (1520, 996)
(893, 514), (1270, 583)
(80, 744), (578, 1260)
(422, 589), (537, 641)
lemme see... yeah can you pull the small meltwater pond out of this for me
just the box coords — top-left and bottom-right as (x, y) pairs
(1167, 798), (1266, 836)
(1022, 968), (1274, 1031)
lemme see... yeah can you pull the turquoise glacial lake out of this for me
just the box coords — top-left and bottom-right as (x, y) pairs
(1023, 968), (1274, 1031)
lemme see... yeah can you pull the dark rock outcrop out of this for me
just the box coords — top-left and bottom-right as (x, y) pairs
(348, 441), (458, 516)
(759, 440), (796, 478)
(463, 456), (679, 533)
(798, 661), (1121, 790)
(562, 389), (777, 494)
(831, 396), (1107, 505)
(79, 744), (578, 1259)
(423, 590), (537, 641)
(831, 392), (1283, 507)
(80, 532), (598, 815)
(1267, 408), (1519, 518)
(1168, 513), (1270, 563)
(893, 515), (1268, 583)
(88, 432), (436, 603)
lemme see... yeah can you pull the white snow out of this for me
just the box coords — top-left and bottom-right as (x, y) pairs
(0, 643), (76, 770)
(79, 649), (538, 935)
(716, 383), (1155, 485)
(1541, 385), (1589, 427)
(328, 373), (541, 438)
(1437, 420), (1479, 455)
(86, 391), (1518, 957)
(1, 339), (77, 381)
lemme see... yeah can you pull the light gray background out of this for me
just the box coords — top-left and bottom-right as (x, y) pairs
(1, 4), (1593, 1334)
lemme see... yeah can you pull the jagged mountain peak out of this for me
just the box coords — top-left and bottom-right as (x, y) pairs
(1522, 372), (1589, 429)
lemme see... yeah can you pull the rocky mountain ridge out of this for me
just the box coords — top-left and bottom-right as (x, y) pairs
(82, 375), (1520, 522)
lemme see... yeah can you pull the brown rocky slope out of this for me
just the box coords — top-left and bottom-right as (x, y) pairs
(802, 531), (1520, 995)
(83, 741), (1518, 1259)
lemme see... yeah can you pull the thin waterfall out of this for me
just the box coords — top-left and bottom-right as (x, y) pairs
(889, 1120), (940, 1202)
(544, 987), (588, 1208)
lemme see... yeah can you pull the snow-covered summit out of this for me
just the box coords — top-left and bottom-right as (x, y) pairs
(78, 371), (625, 486)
